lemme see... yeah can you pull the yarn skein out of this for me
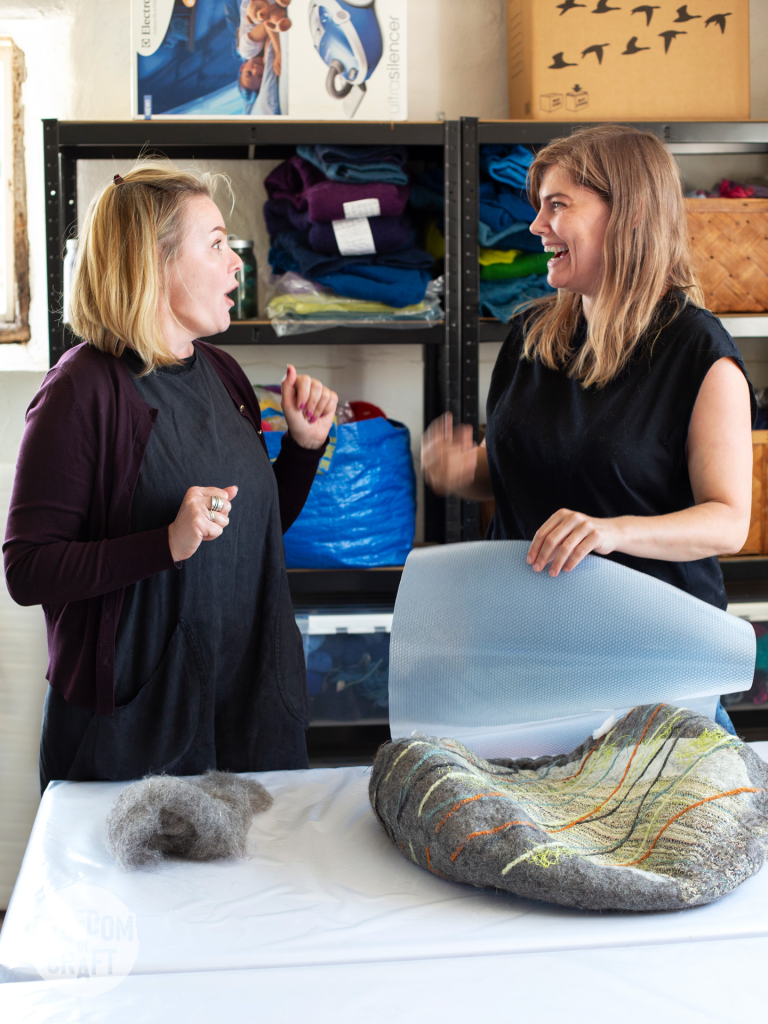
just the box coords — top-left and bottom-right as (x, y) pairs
(104, 770), (273, 870)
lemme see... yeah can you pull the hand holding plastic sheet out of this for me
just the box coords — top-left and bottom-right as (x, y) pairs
(388, 541), (755, 759)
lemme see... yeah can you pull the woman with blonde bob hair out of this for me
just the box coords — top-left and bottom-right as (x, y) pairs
(424, 125), (755, 645)
(4, 162), (338, 790)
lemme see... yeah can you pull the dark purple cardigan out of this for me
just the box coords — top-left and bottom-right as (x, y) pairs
(3, 341), (325, 716)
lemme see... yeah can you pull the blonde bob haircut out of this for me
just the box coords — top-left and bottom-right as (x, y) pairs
(523, 124), (704, 389)
(69, 161), (229, 372)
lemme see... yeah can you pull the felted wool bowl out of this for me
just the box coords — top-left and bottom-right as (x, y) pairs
(369, 704), (768, 911)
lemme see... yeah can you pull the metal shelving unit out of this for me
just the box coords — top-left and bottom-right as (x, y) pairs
(44, 118), (768, 740)
(43, 119), (485, 557)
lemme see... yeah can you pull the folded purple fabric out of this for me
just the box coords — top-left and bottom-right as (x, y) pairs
(263, 199), (310, 237)
(308, 216), (412, 256)
(305, 181), (411, 223)
(264, 156), (327, 210)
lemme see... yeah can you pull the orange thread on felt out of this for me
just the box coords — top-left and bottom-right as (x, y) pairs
(616, 786), (763, 867)
(425, 845), (433, 871)
(548, 704), (664, 833)
(450, 820), (532, 862)
(435, 792), (507, 834)
(559, 734), (605, 782)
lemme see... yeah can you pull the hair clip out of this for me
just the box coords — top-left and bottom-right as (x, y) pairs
(113, 174), (124, 185)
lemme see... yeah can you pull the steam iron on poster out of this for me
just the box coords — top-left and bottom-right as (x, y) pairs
(308, 0), (383, 117)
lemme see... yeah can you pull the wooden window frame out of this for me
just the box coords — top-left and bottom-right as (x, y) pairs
(0, 39), (29, 344)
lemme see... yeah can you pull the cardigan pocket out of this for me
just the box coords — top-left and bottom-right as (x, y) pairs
(90, 618), (206, 781)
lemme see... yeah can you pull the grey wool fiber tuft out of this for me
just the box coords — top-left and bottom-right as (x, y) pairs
(369, 704), (768, 912)
(105, 770), (273, 870)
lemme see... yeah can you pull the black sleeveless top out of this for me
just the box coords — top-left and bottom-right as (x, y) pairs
(485, 297), (756, 610)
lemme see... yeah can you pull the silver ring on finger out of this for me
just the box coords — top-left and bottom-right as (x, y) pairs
(209, 508), (216, 522)
(211, 495), (223, 512)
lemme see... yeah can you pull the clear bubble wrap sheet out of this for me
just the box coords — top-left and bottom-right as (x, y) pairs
(388, 542), (756, 759)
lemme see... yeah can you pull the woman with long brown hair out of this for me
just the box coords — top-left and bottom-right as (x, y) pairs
(4, 162), (338, 790)
(423, 124), (754, 620)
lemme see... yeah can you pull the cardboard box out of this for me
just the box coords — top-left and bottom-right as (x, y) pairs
(507, 0), (749, 121)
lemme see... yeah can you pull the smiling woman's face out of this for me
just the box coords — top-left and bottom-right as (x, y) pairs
(162, 195), (243, 346)
(529, 164), (611, 306)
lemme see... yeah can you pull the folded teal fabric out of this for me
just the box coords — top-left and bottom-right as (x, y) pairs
(297, 144), (409, 185)
(479, 220), (537, 249)
(479, 275), (555, 322)
(480, 144), (534, 189)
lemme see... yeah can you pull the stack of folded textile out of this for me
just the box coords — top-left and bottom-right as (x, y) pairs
(264, 146), (440, 331)
(687, 178), (768, 199)
(478, 144), (554, 322)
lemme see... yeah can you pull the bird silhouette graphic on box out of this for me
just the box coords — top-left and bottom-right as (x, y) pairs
(631, 5), (659, 25)
(622, 36), (650, 54)
(659, 28), (687, 52)
(549, 51), (578, 69)
(706, 13), (732, 33)
(581, 42), (609, 63)
(674, 5), (701, 22)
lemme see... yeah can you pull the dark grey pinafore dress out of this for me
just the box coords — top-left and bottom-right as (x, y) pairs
(39, 347), (308, 789)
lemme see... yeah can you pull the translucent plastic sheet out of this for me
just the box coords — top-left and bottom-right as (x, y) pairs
(388, 541), (756, 758)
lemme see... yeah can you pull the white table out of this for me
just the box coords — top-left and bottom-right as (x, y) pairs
(1, 742), (767, 1020)
(1, 937), (766, 1024)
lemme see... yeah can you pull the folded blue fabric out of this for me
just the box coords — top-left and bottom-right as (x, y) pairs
(479, 181), (536, 230)
(268, 242), (300, 276)
(480, 144), (534, 190)
(271, 230), (433, 280)
(297, 144), (409, 185)
(316, 265), (431, 307)
(479, 274), (555, 322)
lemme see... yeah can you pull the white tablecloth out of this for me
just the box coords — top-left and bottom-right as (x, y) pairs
(2, 741), (768, 985)
(1, 936), (765, 1024)
(1, 741), (766, 1022)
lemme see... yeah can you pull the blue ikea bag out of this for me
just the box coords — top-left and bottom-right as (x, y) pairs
(264, 417), (416, 568)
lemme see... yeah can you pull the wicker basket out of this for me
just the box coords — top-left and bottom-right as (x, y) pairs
(686, 198), (768, 313)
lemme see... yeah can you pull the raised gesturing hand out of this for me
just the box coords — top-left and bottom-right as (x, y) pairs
(281, 364), (338, 450)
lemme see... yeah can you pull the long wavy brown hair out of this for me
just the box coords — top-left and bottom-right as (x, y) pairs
(522, 124), (704, 388)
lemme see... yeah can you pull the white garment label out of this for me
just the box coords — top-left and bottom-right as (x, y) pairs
(332, 217), (377, 256)
(342, 197), (381, 219)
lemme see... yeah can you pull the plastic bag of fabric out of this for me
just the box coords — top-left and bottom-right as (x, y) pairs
(264, 417), (416, 568)
(266, 272), (443, 336)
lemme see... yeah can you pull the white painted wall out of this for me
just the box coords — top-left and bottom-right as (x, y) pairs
(0, 0), (767, 907)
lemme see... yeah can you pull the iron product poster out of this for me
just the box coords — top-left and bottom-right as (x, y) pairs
(132, 0), (407, 119)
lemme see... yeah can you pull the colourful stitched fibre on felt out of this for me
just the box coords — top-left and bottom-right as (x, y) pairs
(368, 704), (768, 912)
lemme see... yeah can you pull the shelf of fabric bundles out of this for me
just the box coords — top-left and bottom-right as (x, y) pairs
(207, 319), (445, 346)
(470, 121), (768, 344)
